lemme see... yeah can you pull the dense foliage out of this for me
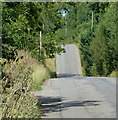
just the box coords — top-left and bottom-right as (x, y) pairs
(2, 2), (65, 60)
(3, 2), (117, 76)
(60, 3), (117, 76)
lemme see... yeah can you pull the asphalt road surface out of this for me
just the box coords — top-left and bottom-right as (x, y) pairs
(35, 44), (116, 118)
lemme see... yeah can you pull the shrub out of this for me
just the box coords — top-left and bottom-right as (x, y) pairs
(2, 54), (41, 119)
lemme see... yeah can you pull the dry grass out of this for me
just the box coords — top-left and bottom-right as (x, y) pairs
(2, 51), (41, 118)
(17, 51), (55, 91)
(1, 50), (56, 118)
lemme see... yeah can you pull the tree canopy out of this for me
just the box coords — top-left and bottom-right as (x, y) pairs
(2, 2), (117, 76)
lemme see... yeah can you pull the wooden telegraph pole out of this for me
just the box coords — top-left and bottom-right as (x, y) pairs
(40, 31), (42, 57)
(39, 24), (44, 58)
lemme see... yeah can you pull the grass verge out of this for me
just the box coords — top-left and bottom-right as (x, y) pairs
(1, 50), (56, 119)
(31, 58), (56, 91)
(109, 70), (118, 77)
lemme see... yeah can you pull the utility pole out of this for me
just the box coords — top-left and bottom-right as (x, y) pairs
(91, 11), (93, 31)
(40, 31), (42, 57)
(39, 24), (44, 58)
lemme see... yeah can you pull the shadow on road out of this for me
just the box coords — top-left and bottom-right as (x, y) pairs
(38, 96), (101, 116)
(57, 74), (81, 78)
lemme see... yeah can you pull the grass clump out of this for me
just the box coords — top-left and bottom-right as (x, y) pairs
(32, 63), (50, 91)
(2, 55), (41, 119)
(45, 58), (57, 78)
(109, 70), (118, 77)
(31, 58), (57, 91)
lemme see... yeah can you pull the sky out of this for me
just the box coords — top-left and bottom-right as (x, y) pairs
(62, 10), (67, 17)
(57, 9), (68, 17)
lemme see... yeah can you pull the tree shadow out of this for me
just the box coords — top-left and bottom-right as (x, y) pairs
(38, 96), (101, 117)
(57, 74), (81, 78)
